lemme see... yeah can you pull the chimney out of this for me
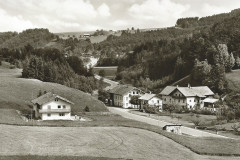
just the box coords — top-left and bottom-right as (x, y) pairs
(176, 85), (179, 88)
(188, 83), (191, 88)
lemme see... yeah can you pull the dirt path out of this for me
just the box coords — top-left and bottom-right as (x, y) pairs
(0, 124), (237, 160)
(108, 107), (229, 138)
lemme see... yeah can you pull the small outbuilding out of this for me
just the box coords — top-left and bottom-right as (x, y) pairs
(163, 124), (182, 135)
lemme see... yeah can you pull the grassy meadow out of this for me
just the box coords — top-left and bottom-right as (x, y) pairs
(93, 66), (118, 79)
(0, 63), (108, 114)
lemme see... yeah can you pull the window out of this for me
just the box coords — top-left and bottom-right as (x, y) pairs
(164, 98), (166, 101)
(157, 100), (159, 103)
(59, 113), (65, 116)
(55, 98), (58, 101)
(133, 92), (135, 94)
(48, 105), (51, 109)
(136, 92), (138, 94)
(47, 113), (51, 117)
(63, 105), (66, 109)
(178, 99), (180, 102)
(183, 100), (185, 103)
(58, 105), (61, 109)
(126, 103), (128, 106)
(126, 97), (128, 101)
(189, 100), (191, 102)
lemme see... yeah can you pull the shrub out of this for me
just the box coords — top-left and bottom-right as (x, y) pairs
(84, 106), (90, 112)
(143, 106), (158, 114)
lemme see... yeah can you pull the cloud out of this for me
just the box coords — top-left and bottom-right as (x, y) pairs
(127, 0), (190, 28)
(97, 3), (111, 17)
(0, 8), (37, 32)
(0, 0), (239, 32)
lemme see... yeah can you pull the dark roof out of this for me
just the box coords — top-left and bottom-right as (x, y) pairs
(108, 85), (137, 95)
(160, 86), (214, 97)
(31, 92), (74, 105)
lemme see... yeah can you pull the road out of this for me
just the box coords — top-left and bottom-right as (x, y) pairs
(95, 74), (119, 90)
(108, 107), (229, 138)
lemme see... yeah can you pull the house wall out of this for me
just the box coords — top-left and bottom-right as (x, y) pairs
(165, 126), (182, 135)
(42, 113), (71, 120)
(113, 94), (123, 107)
(40, 99), (71, 120)
(122, 89), (142, 108)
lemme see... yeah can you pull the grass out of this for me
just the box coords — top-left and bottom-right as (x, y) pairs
(93, 66), (117, 79)
(1, 109), (240, 157)
(0, 64), (108, 114)
(226, 69), (240, 91)
(1, 124), (205, 160)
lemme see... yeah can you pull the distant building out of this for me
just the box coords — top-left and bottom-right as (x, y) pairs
(159, 84), (215, 110)
(108, 85), (144, 108)
(139, 93), (162, 111)
(31, 92), (74, 120)
(202, 98), (219, 112)
(163, 124), (182, 135)
(83, 34), (91, 38)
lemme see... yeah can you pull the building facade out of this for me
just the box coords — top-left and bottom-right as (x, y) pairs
(32, 92), (74, 120)
(160, 85), (215, 110)
(109, 85), (143, 108)
(139, 93), (162, 111)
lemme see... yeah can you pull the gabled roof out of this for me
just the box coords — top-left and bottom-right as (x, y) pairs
(203, 98), (219, 104)
(108, 85), (138, 95)
(31, 92), (74, 105)
(159, 86), (176, 95)
(160, 86), (214, 97)
(139, 93), (157, 101)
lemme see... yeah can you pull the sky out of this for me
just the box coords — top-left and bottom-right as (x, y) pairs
(0, 0), (239, 33)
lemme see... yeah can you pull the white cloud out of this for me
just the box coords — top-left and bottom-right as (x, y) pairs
(0, 8), (37, 32)
(97, 3), (111, 17)
(128, 0), (190, 28)
(0, 0), (239, 32)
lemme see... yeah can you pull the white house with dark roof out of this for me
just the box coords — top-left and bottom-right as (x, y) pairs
(32, 92), (74, 120)
(159, 85), (215, 110)
(108, 85), (143, 108)
(139, 93), (162, 111)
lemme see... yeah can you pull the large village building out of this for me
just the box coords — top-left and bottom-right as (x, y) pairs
(32, 92), (74, 120)
(139, 93), (162, 111)
(159, 85), (217, 110)
(108, 85), (143, 108)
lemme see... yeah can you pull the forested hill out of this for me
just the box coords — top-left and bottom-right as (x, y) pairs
(176, 8), (240, 28)
(0, 29), (56, 49)
(95, 8), (240, 94)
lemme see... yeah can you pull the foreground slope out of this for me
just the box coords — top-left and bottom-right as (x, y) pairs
(0, 64), (107, 113)
(1, 125), (239, 160)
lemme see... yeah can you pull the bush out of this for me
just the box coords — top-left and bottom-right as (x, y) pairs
(84, 106), (90, 112)
(143, 106), (158, 114)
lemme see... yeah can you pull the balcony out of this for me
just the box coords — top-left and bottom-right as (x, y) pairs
(39, 108), (71, 113)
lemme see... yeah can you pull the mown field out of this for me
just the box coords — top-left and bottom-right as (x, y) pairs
(93, 66), (118, 79)
(226, 69), (240, 91)
(0, 63), (107, 114)
(0, 109), (240, 158)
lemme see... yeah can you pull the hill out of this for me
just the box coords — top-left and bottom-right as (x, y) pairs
(0, 28), (56, 49)
(226, 70), (240, 91)
(0, 63), (107, 114)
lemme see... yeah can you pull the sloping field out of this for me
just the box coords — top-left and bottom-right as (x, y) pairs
(1, 125), (237, 160)
(0, 66), (107, 114)
(226, 69), (240, 91)
(93, 66), (118, 79)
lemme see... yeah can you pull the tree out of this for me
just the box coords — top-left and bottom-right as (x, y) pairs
(98, 89), (109, 103)
(37, 89), (42, 97)
(84, 106), (90, 112)
(191, 116), (201, 128)
(130, 95), (140, 106)
(98, 69), (105, 77)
